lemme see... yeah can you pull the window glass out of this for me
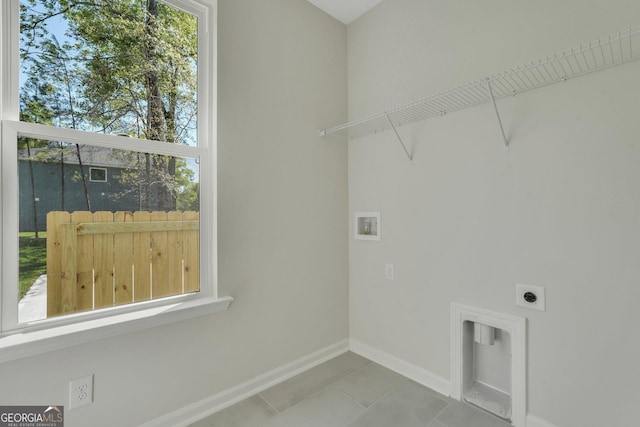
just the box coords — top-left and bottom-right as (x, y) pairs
(89, 168), (107, 182)
(5, 0), (211, 334)
(18, 138), (201, 322)
(19, 0), (199, 146)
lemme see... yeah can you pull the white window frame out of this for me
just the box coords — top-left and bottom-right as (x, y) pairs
(89, 167), (108, 182)
(0, 0), (231, 363)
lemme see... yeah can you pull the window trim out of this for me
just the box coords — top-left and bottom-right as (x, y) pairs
(0, 294), (233, 363)
(0, 0), (229, 355)
(89, 167), (108, 182)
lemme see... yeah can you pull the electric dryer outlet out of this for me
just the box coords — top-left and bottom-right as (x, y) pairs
(515, 284), (545, 311)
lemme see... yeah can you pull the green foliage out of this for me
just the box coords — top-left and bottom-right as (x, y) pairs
(18, 236), (47, 299)
(176, 159), (199, 211)
(20, 0), (200, 211)
(21, 0), (198, 142)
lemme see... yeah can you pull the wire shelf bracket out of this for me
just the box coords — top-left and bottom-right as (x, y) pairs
(385, 113), (413, 161)
(486, 79), (509, 153)
(320, 25), (640, 158)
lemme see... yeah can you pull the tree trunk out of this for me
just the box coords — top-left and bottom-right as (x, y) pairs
(26, 140), (39, 237)
(75, 144), (91, 211)
(59, 142), (65, 211)
(145, 0), (165, 143)
(145, 0), (174, 210)
(55, 33), (92, 212)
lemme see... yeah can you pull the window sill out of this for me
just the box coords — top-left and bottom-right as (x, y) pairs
(0, 295), (233, 363)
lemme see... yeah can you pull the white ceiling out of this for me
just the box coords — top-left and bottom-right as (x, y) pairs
(307, 0), (383, 25)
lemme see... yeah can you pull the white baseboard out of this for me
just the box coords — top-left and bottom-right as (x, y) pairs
(349, 339), (451, 397)
(349, 339), (559, 427)
(526, 414), (559, 427)
(140, 339), (350, 427)
(141, 336), (557, 427)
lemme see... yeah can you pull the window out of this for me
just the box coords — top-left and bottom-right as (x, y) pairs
(89, 168), (107, 182)
(1, 0), (227, 346)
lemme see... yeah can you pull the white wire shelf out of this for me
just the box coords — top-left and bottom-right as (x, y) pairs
(321, 25), (640, 144)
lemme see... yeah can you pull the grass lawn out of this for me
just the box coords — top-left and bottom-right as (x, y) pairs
(19, 236), (47, 299)
(19, 231), (47, 238)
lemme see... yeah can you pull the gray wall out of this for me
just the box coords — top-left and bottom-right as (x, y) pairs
(0, 1), (348, 425)
(348, 1), (640, 426)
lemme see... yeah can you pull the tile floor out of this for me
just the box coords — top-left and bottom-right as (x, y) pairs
(189, 352), (512, 427)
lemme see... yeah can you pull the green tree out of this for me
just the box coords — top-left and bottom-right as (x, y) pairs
(20, 34), (92, 213)
(175, 159), (199, 211)
(18, 76), (55, 237)
(20, 0), (199, 211)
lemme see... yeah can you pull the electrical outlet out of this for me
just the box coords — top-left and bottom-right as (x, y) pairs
(516, 284), (545, 311)
(69, 375), (93, 410)
(385, 263), (395, 280)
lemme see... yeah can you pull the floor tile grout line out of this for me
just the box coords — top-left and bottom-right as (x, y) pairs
(334, 375), (445, 427)
(330, 383), (404, 427)
(325, 355), (374, 391)
(257, 391), (281, 415)
(327, 386), (369, 427)
(258, 353), (372, 414)
(261, 374), (366, 421)
(324, 362), (376, 409)
(329, 385), (368, 411)
(352, 375), (414, 409)
(462, 398), (513, 426)
(333, 361), (369, 384)
(430, 399), (452, 426)
(188, 353), (509, 427)
(331, 363), (449, 424)
(253, 356), (374, 426)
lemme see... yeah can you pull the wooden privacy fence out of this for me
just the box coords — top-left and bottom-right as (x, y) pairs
(46, 211), (199, 317)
